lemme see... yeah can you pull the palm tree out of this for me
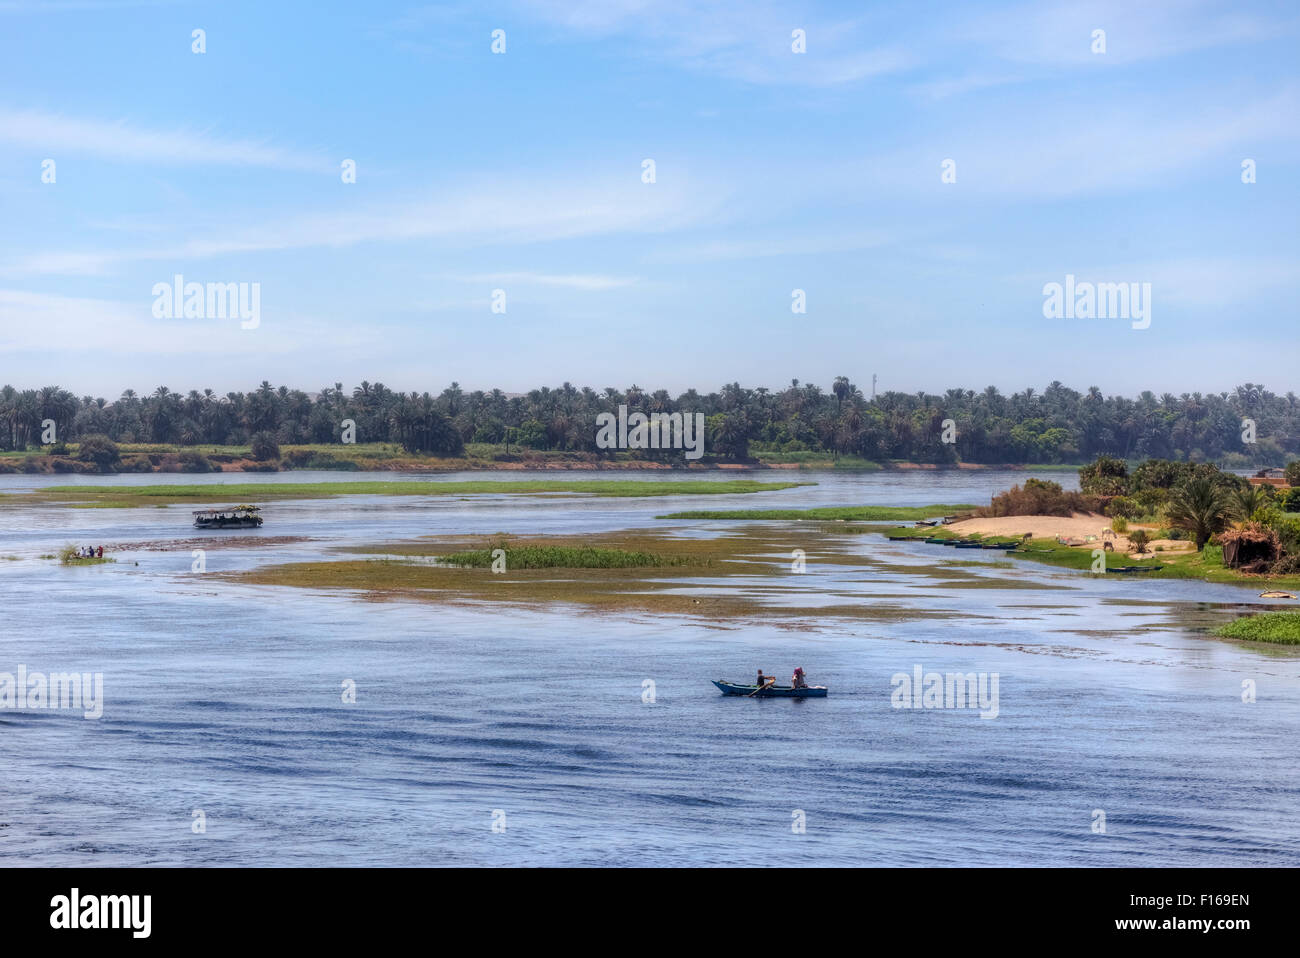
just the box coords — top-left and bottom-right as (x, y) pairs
(1228, 484), (1272, 522)
(1166, 477), (1232, 551)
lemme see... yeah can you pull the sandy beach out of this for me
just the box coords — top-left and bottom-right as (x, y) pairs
(946, 512), (1194, 559)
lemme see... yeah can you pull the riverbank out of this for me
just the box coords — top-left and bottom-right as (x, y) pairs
(0, 442), (1093, 475)
(0, 478), (814, 509)
(885, 520), (1300, 591)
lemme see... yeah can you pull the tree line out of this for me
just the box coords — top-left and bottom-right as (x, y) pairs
(2, 378), (1296, 465)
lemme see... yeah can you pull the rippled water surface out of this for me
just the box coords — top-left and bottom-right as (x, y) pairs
(2, 469), (1296, 866)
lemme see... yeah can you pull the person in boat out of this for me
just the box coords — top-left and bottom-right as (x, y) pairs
(96, 545), (103, 558)
(756, 669), (770, 689)
(791, 667), (808, 689)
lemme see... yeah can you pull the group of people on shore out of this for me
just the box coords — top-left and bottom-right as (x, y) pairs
(74, 545), (104, 559)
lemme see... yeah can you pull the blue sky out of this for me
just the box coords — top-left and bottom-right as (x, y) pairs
(0, 0), (1296, 397)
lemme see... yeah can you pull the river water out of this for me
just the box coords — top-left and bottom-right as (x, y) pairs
(1, 469), (1296, 866)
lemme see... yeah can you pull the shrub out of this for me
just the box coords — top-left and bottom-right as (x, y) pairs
(980, 478), (1099, 518)
(249, 432), (281, 461)
(1106, 496), (1140, 519)
(1079, 456), (1129, 496)
(1286, 460), (1300, 487)
(75, 434), (120, 472)
(1111, 516), (1129, 534)
(178, 450), (214, 473)
(1129, 529), (1150, 553)
(1133, 487), (1168, 515)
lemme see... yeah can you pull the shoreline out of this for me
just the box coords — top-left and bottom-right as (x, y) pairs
(0, 444), (1091, 476)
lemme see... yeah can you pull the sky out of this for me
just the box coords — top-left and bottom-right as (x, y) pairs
(0, 0), (1296, 399)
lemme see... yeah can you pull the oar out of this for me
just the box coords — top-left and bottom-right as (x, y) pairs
(748, 678), (776, 697)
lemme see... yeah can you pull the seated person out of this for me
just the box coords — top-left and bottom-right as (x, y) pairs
(791, 667), (808, 689)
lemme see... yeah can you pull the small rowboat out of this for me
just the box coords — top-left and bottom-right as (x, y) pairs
(982, 542), (1017, 550)
(1260, 590), (1296, 599)
(713, 680), (828, 698)
(954, 541), (983, 549)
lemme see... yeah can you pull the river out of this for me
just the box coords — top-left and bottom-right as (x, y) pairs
(1, 469), (1296, 866)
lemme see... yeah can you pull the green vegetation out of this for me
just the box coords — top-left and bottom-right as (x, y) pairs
(249, 431), (281, 461)
(228, 528), (1022, 623)
(75, 434), (120, 471)
(4, 380), (1297, 467)
(656, 503), (975, 521)
(1214, 612), (1300, 644)
(435, 546), (695, 569)
(980, 478), (1098, 517)
(8, 478), (813, 508)
(58, 543), (115, 565)
(1166, 477), (1233, 551)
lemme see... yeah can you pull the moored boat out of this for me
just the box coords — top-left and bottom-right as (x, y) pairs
(193, 505), (263, 529)
(713, 680), (827, 698)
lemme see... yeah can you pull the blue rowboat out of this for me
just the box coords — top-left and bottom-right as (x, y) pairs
(713, 680), (828, 698)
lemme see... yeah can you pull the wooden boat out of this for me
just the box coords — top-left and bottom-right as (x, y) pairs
(193, 505), (263, 529)
(1105, 565), (1156, 574)
(981, 542), (1017, 550)
(886, 535), (913, 541)
(954, 541), (984, 549)
(713, 680), (827, 698)
(924, 537), (948, 544)
(1260, 590), (1296, 599)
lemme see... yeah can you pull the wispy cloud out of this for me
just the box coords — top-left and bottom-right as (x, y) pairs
(0, 108), (331, 172)
(968, 0), (1294, 67)
(646, 231), (894, 263)
(3, 172), (729, 277)
(455, 272), (639, 290)
(512, 0), (915, 87)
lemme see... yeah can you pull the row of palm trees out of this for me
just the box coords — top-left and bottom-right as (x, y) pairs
(2, 378), (1296, 465)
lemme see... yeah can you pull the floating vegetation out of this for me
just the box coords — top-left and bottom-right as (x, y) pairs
(1214, 612), (1300, 644)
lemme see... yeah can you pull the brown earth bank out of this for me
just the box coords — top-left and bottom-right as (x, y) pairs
(1, 453), (1081, 475)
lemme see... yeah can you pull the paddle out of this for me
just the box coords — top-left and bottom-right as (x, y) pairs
(748, 677), (776, 697)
